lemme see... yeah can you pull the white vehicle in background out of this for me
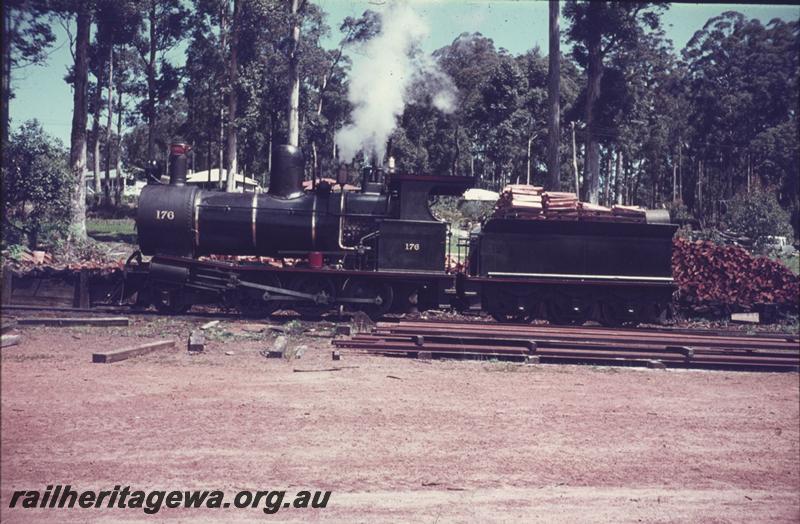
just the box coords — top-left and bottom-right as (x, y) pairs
(765, 236), (796, 256)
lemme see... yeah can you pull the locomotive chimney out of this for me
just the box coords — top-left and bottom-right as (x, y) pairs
(269, 145), (304, 198)
(168, 142), (190, 186)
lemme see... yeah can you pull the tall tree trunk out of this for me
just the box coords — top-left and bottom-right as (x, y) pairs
(312, 73), (327, 182)
(697, 159), (703, 218)
(651, 161), (658, 209)
(546, 0), (561, 191)
(287, 0), (301, 147)
(146, 1), (157, 160)
(614, 149), (622, 205)
(69, 3), (91, 241)
(91, 80), (102, 204)
(603, 148), (611, 205)
(115, 90), (123, 206)
(206, 139), (212, 184)
(1, 3), (11, 151)
(91, 126), (101, 204)
(267, 113), (274, 182)
(218, 106), (225, 189)
(583, 40), (603, 204)
(678, 145), (682, 201)
(452, 126), (460, 176)
(225, 0), (239, 192)
(311, 141), (318, 186)
(672, 163), (677, 203)
(104, 45), (114, 206)
(570, 121), (579, 194)
(631, 159), (641, 205)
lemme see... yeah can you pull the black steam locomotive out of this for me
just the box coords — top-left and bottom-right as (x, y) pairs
(124, 143), (677, 326)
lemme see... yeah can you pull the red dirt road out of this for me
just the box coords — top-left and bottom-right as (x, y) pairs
(1, 316), (799, 522)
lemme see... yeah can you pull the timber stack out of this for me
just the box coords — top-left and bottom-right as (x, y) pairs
(672, 237), (799, 314)
(493, 184), (646, 223)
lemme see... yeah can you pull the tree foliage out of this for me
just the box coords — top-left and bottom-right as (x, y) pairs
(2, 121), (73, 248)
(4, 2), (798, 246)
(724, 186), (793, 254)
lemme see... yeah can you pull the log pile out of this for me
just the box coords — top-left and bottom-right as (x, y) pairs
(493, 185), (646, 223)
(672, 237), (800, 312)
(3, 247), (125, 274)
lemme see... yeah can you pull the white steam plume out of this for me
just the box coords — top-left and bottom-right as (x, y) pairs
(336, 2), (457, 164)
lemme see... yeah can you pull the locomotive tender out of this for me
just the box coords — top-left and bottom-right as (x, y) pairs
(126, 143), (677, 325)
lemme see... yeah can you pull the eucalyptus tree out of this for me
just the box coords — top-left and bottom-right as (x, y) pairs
(2, 0), (56, 150)
(133, 0), (189, 161)
(682, 13), (799, 222)
(563, 0), (666, 204)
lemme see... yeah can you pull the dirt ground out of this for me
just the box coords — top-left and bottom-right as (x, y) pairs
(1, 314), (798, 523)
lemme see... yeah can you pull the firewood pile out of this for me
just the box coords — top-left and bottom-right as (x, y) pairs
(493, 185), (646, 223)
(672, 237), (800, 312)
(2, 247), (125, 274)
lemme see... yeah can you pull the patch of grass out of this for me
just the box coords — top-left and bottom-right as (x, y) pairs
(87, 218), (137, 244)
(283, 319), (305, 336)
(776, 252), (799, 275)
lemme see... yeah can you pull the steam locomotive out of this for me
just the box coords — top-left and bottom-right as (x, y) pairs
(123, 143), (677, 326)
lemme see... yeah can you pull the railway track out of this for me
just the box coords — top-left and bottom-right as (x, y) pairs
(5, 303), (798, 371)
(334, 319), (800, 372)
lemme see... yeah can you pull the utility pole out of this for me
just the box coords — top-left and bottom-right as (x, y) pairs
(571, 121), (579, 195)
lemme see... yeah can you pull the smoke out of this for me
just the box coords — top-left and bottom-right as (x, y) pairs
(335, 2), (457, 164)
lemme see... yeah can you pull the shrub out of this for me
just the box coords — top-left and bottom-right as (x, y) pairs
(723, 185), (793, 255)
(2, 120), (74, 249)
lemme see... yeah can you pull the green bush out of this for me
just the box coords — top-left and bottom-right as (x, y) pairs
(2, 120), (74, 249)
(724, 186), (793, 255)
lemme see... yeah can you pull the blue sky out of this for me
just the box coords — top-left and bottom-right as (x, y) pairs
(9, 1), (800, 145)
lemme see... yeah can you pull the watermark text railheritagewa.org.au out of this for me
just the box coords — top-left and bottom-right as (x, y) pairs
(8, 485), (331, 515)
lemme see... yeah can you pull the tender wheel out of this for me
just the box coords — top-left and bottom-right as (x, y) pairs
(238, 275), (282, 318)
(547, 296), (587, 326)
(486, 286), (534, 324)
(598, 297), (641, 327)
(341, 278), (393, 320)
(490, 310), (532, 323)
(488, 299), (532, 324)
(598, 300), (623, 327)
(290, 276), (336, 317)
(153, 288), (190, 315)
(638, 301), (668, 325)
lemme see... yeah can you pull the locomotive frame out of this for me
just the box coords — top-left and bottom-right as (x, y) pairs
(123, 142), (678, 326)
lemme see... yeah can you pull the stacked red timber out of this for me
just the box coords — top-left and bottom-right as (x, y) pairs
(672, 237), (800, 313)
(493, 185), (544, 218)
(493, 184), (646, 224)
(543, 192), (579, 219)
